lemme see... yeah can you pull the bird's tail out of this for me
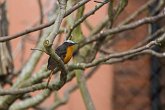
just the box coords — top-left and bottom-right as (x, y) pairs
(46, 70), (54, 88)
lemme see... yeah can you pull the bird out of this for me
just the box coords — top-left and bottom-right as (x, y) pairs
(46, 40), (77, 87)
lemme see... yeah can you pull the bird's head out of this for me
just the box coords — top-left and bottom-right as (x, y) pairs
(64, 40), (77, 46)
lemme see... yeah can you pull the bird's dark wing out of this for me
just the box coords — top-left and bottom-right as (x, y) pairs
(47, 44), (67, 70)
(55, 44), (67, 60)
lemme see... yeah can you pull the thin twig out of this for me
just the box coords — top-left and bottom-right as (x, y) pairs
(31, 48), (47, 53)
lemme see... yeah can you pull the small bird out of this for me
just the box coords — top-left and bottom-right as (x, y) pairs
(47, 40), (77, 87)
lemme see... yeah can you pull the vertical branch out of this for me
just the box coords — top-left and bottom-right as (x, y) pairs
(37, 0), (44, 39)
(0, 1), (13, 84)
(72, 5), (96, 110)
(75, 70), (96, 110)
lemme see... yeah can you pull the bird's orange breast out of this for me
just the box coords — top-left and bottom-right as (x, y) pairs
(64, 46), (74, 64)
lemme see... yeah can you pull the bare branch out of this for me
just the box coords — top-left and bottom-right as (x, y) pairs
(31, 48), (47, 53)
